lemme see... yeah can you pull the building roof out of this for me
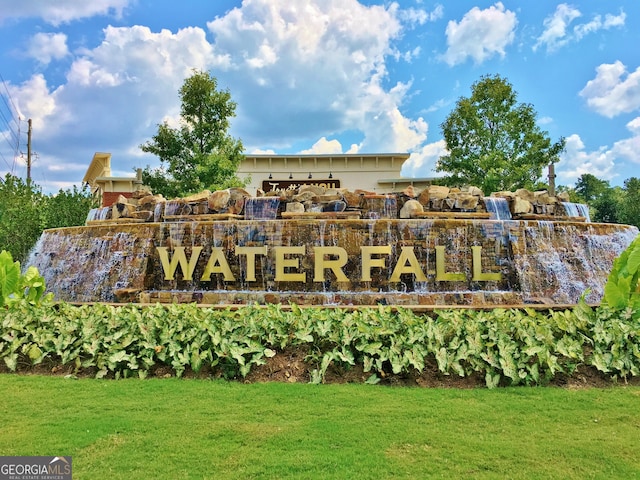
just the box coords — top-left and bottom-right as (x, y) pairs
(82, 152), (113, 186)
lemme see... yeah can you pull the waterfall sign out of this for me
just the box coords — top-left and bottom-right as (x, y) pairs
(27, 217), (638, 306)
(156, 244), (502, 284)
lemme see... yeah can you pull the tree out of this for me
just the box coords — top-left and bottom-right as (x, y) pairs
(620, 177), (640, 228)
(42, 185), (98, 229)
(0, 175), (97, 264)
(592, 186), (624, 224)
(140, 70), (245, 198)
(437, 74), (565, 194)
(0, 174), (44, 264)
(574, 173), (609, 203)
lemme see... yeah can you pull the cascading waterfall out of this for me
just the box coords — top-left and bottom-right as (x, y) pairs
(244, 197), (281, 220)
(483, 197), (512, 220)
(560, 202), (591, 222)
(27, 205), (638, 306)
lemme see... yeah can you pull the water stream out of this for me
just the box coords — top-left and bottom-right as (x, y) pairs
(26, 215), (638, 305)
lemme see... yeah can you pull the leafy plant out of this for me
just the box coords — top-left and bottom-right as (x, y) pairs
(0, 250), (51, 307)
(2, 295), (640, 386)
(602, 234), (640, 314)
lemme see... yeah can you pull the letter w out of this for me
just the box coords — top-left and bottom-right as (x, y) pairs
(157, 247), (203, 281)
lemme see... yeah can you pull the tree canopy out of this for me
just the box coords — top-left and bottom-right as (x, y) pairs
(0, 174), (96, 263)
(437, 74), (565, 195)
(140, 70), (245, 198)
(574, 173), (610, 203)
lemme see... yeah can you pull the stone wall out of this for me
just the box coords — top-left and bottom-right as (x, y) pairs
(85, 184), (579, 224)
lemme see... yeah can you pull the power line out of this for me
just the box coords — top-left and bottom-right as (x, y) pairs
(0, 72), (20, 119)
(0, 72), (21, 173)
(0, 148), (12, 171)
(0, 109), (19, 150)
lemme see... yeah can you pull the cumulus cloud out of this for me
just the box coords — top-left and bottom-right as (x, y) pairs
(7, 24), (218, 183)
(557, 119), (640, 186)
(0, 0), (130, 25)
(299, 137), (343, 155)
(534, 4), (626, 53)
(579, 61), (640, 118)
(609, 117), (640, 164)
(207, 0), (428, 154)
(5, 0), (433, 192)
(27, 32), (69, 64)
(557, 134), (617, 184)
(441, 2), (517, 66)
(401, 139), (448, 178)
(8, 74), (58, 131)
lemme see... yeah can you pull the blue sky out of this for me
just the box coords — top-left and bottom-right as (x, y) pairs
(0, 0), (639, 194)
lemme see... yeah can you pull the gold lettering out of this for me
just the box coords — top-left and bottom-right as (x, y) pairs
(157, 246), (202, 281)
(201, 247), (235, 281)
(390, 246), (427, 282)
(313, 246), (350, 283)
(471, 246), (502, 281)
(235, 246), (268, 282)
(435, 246), (465, 281)
(361, 246), (392, 282)
(274, 246), (306, 282)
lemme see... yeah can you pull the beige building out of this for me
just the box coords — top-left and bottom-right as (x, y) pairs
(238, 153), (433, 194)
(82, 152), (433, 205)
(82, 152), (143, 206)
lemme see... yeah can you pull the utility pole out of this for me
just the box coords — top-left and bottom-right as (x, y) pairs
(26, 118), (32, 186)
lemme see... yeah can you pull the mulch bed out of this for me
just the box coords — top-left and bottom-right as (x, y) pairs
(4, 347), (639, 389)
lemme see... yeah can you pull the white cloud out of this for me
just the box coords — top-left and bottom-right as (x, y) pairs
(558, 119), (640, 186)
(8, 74), (58, 131)
(557, 134), (617, 184)
(534, 4), (625, 53)
(423, 98), (448, 114)
(0, 0), (130, 26)
(441, 2), (517, 66)
(4, 0), (433, 192)
(579, 61), (640, 118)
(398, 4), (443, 26)
(299, 137), (343, 155)
(533, 4), (581, 52)
(625, 117), (640, 135)
(574, 11), (626, 40)
(250, 148), (276, 155)
(401, 139), (448, 178)
(610, 117), (640, 165)
(207, 0), (428, 153)
(6, 24), (217, 186)
(27, 32), (69, 64)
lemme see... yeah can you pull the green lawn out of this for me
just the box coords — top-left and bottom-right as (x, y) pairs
(2, 375), (639, 479)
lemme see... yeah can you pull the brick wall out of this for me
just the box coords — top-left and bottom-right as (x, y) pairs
(102, 191), (133, 207)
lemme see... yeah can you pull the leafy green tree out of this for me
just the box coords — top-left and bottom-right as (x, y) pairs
(592, 186), (624, 224)
(0, 174), (44, 264)
(0, 175), (96, 264)
(574, 173), (610, 203)
(140, 70), (245, 198)
(42, 185), (98, 229)
(620, 177), (640, 228)
(437, 74), (565, 194)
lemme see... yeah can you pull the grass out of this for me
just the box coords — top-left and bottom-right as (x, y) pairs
(2, 375), (640, 479)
